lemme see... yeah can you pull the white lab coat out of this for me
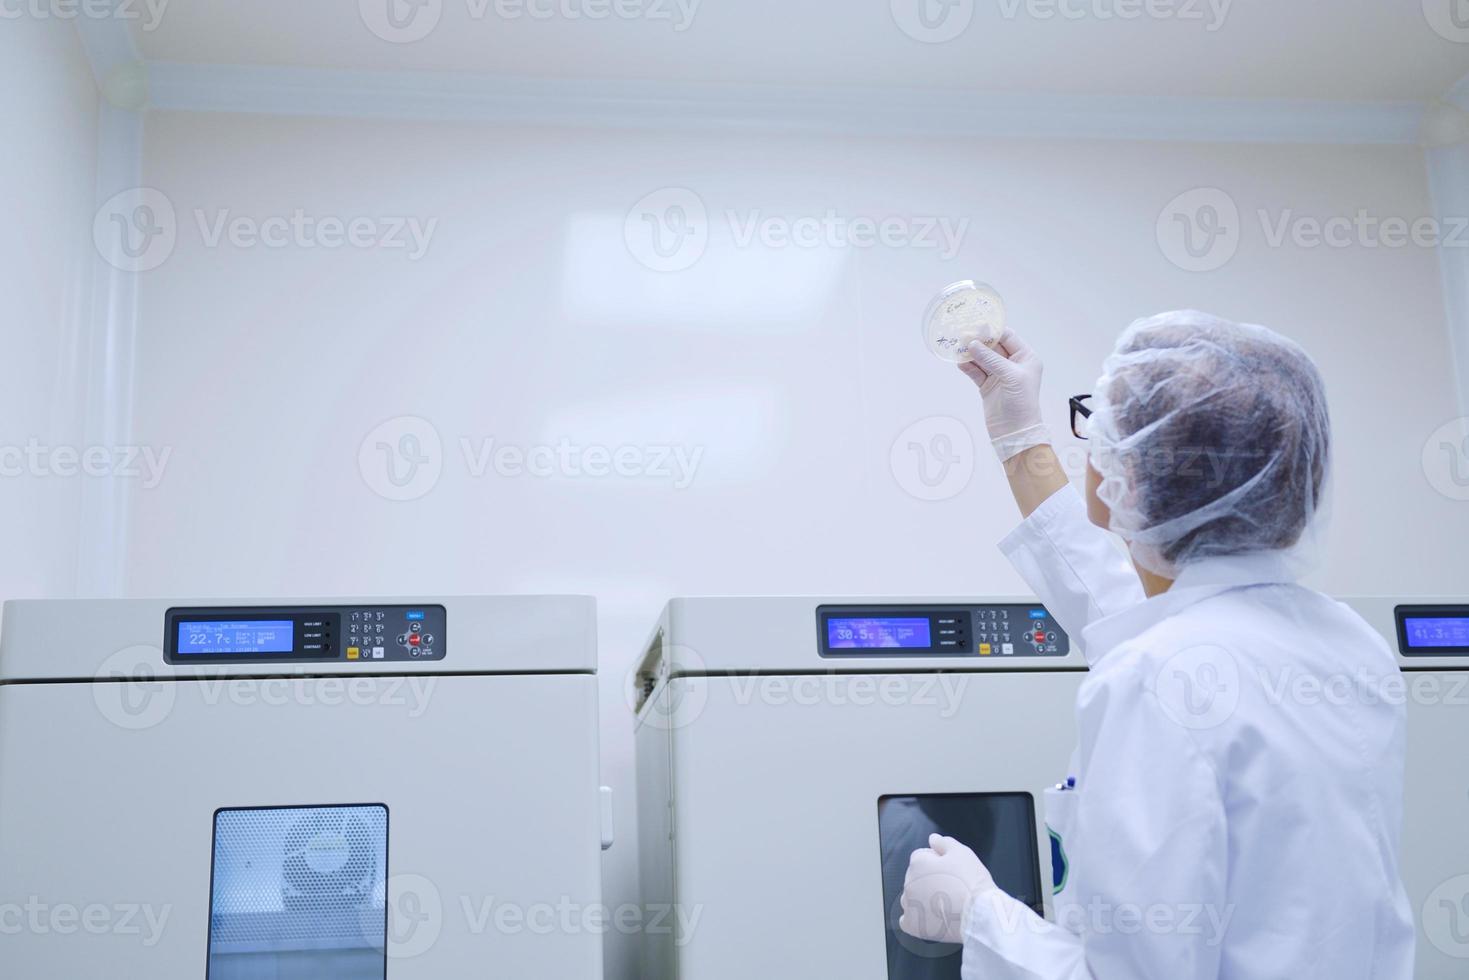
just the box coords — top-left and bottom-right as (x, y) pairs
(962, 487), (1416, 980)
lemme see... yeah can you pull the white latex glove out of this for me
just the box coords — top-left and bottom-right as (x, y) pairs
(957, 329), (1050, 462)
(898, 834), (999, 945)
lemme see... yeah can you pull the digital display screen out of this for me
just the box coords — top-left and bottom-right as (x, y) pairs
(1403, 617), (1469, 649)
(177, 620), (294, 655)
(827, 617), (931, 649)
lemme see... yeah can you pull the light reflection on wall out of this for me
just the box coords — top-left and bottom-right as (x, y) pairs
(558, 210), (848, 331)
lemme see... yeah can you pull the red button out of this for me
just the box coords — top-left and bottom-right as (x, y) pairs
(408, 634), (421, 646)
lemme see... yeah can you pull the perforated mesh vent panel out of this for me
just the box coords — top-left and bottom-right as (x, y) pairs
(209, 805), (388, 959)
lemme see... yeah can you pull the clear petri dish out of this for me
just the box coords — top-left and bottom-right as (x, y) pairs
(922, 280), (1006, 363)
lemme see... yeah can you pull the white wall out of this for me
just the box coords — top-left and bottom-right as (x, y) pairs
(0, 22), (100, 602)
(122, 111), (1469, 977)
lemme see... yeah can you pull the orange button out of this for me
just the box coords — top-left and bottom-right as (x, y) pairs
(347, 647), (360, 660)
(979, 643), (992, 655)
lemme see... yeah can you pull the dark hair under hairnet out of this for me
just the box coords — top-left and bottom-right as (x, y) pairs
(1088, 311), (1331, 576)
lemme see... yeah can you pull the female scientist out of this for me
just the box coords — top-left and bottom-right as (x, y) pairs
(898, 312), (1415, 979)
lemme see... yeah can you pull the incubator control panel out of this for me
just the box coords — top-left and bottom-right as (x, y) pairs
(817, 604), (1068, 658)
(1395, 604), (1469, 656)
(164, 604), (447, 664)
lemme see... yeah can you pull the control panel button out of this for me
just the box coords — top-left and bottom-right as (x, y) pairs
(423, 633), (435, 645)
(346, 647), (360, 660)
(409, 634), (421, 647)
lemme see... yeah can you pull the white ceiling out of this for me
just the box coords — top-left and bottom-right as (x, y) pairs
(132, 0), (1469, 102)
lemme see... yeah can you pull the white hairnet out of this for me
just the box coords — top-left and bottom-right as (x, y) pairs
(1088, 311), (1331, 578)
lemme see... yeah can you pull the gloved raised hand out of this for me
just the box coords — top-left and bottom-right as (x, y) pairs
(958, 329), (1050, 461)
(898, 834), (998, 945)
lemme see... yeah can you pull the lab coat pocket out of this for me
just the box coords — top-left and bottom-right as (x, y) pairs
(1043, 785), (1081, 927)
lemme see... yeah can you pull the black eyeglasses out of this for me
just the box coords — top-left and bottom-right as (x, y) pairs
(1069, 394), (1093, 440)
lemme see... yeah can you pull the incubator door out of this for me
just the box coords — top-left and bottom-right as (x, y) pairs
(0, 674), (604, 979)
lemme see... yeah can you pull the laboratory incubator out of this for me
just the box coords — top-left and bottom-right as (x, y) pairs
(1342, 596), (1469, 980)
(633, 594), (1469, 980)
(0, 595), (612, 979)
(632, 596), (1086, 980)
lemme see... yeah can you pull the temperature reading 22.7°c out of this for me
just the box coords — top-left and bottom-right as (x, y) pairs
(177, 620), (295, 655)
